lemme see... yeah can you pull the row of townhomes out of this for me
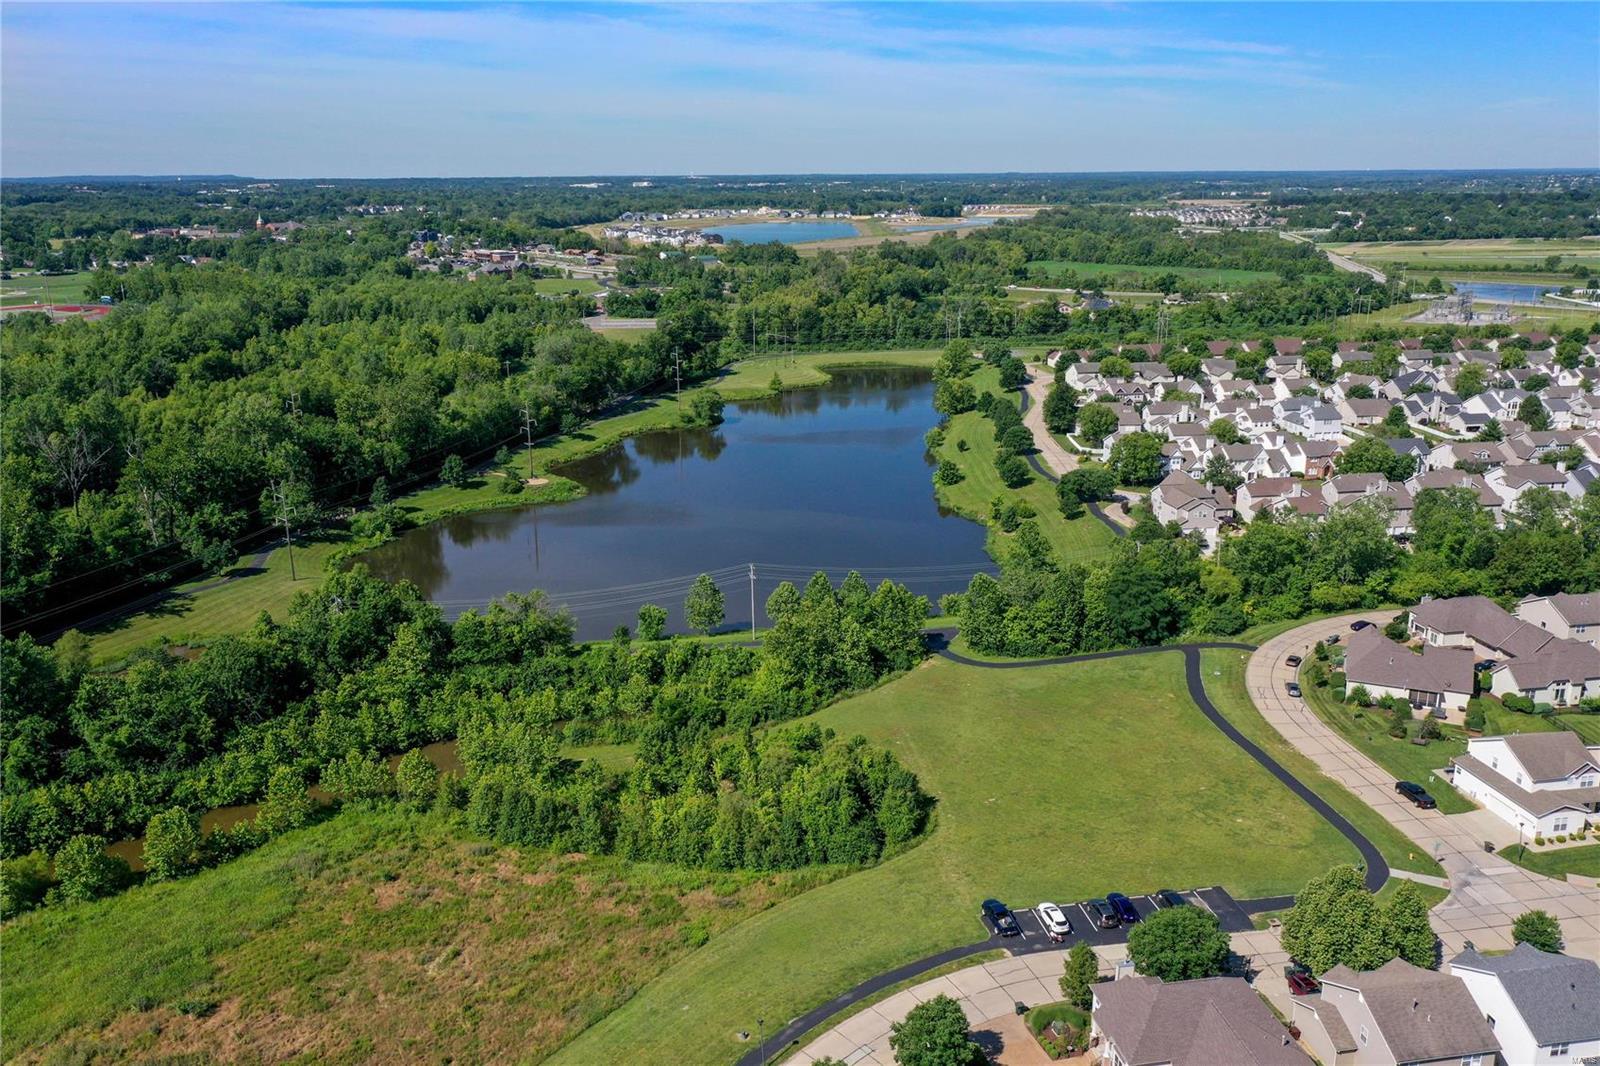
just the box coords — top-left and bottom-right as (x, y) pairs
(1088, 946), (1600, 1066)
(1329, 593), (1600, 838)
(1045, 332), (1600, 551)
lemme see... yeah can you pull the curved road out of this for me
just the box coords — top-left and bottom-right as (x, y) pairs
(737, 638), (1388, 1066)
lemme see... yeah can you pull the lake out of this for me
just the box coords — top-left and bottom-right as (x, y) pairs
(1452, 281), (1560, 305)
(361, 369), (995, 640)
(705, 220), (860, 244)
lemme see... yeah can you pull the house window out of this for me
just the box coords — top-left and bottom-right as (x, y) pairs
(1581, 776), (1596, 788)
(1359, 1025), (1368, 1046)
(1553, 818), (1569, 833)
(1459, 1056), (1482, 1066)
(1550, 1043), (1569, 1057)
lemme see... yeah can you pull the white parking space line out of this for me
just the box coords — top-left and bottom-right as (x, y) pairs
(1188, 891), (1216, 916)
(1077, 902), (1097, 927)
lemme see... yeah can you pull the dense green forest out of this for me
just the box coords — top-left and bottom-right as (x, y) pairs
(1278, 183), (1600, 239)
(0, 566), (932, 914)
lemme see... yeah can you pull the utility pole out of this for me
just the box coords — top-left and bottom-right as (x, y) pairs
(748, 563), (757, 639)
(519, 399), (536, 483)
(270, 480), (298, 581)
(673, 348), (683, 413)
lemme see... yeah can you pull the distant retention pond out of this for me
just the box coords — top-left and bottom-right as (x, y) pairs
(1452, 281), (1562, 305)
(360, 369), (995, 640)
(705, 221), (860, 244)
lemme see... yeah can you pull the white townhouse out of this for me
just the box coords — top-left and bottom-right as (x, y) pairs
(1487, 638), (1600, 705)
(1451, 732), (1600, 839)
(1519, 593), (1600, 648)
(1486, 462), (1577, 509)
(1292, 959), (1500, 1066)
(1448, 944), (1600, 1066)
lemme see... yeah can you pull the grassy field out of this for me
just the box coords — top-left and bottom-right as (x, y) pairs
(1478, 699), (1562, 738)
(531, 276), (602, 296)
(1499, 843), (1600, 880)
(1332, 298), (1598, 339)
(553, 651), (1361, 1066)
(0, 271), (91, 306)
(1324, 238), (1600, 273)
(932, 366), (1120, 566)
(1301, 673), (1474, 814)
(1026, 260), (1278, 287)
(73, 350), (950, 665)
(0, 809), (826, 1062)
(1200, 648), (1444, 878)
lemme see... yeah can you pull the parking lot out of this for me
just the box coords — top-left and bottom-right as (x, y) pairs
(982, 885), (1258, 954)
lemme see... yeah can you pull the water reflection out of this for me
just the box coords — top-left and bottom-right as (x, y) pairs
(361, 368), (993, 638)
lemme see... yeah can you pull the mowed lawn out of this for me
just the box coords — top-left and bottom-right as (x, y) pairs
(1324, 238), (1600, 272)
(1026, 260), (1279, 286)
(1557, 715), (1600, 744)
(711, 347), (940, 397)
(1, 809), (824, 1062)
(934, 366), (1119, 565)
(553, 651), (1359, 1066)
(531, 276), (602, 296)
(0, 271), (91, 306)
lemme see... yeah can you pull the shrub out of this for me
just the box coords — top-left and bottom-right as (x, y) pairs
(996, 454), (1031, 488)
(924, 426), (946, 451)
(1349, 684), (1372, 707)
(53, 835), (128, 904)
(1418, 717), (1442, 741)
(956, 439), (969, 452)
(1534, 834), (1546, 845)
(497, 475), (524, 495)
(1384, 613), (1410, 641)
(142, 807), (201, 882)
(934, 459), (964, 486)
(440, 453), (468, 488)
(1464, 705), (1486, 732)
(1503, 693), (1536, 714)
(1512, 908), (1563, 952)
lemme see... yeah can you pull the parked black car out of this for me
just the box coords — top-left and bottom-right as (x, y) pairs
(1156, 889), (1188, 909)
(1086, 898), (1119, 929)
(1325, 633), (1341, 645)
(1395, 781), (1437, 809)
(1351, 620), (1372, 631)
(1106, 892), (1141, 924)
(982, 898), (1020, 936)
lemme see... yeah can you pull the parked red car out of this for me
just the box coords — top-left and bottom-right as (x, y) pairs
(1286, 970), (1320, 996)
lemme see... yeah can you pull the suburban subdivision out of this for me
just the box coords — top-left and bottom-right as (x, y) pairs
(5, 4), (1600, 1066)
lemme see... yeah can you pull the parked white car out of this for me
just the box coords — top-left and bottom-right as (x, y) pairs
(1038, 901), (1072, 941)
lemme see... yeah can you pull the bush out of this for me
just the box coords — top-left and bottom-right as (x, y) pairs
(934, 459), (964, 486)
(1503, 693), (1536, 714)
(440, 453), (468, 488)
(956, 439), (969, 452)
(1464, 705), (1486, 732)
(996, 454), (1031, 488)
(53, 834), (128, 904)
(1511, 908), (1563, 952)
(1349, 684), (1372, 707)
(142, 807), (201, 882)
(496, 475), (524, 495)
(1384, 613), (1411, 641)
(924, 426), (946, 451)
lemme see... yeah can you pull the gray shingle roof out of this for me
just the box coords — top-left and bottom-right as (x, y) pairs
(1343, 629), (1475, 696)
(1408, 596), (1555, 658)
(1094, 976), (1310, 1066)
(1451, 943), (1600, 1046)
(1501, 732), (1600, 782)
(1319, 959), (1500, 1062)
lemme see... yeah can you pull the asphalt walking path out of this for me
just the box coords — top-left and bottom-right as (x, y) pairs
(737, 638), (1389, 1066)
(1015, 376), (1129, 537)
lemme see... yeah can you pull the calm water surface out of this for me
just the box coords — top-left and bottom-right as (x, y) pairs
(361, 369), (994, 639)
(1451, 281), (1560, 305)
(705, 221), (860, 244)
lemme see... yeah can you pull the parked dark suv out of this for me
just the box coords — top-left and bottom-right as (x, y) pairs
(1086, 898), (1120, 929)
(1106, 892), (1141, 925)
(982, 898), (1019, 936)
(1395, 781), (1437, 809)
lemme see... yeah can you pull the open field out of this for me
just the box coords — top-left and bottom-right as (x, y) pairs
(1200, 648), (1444, 878)
(0, 809), (825, 1062)
(1332, 298), (1598, 338)
(530, 276), (602, 296)
(0, 271), (91, 306)
(1026, 260), (1278, 286)
(933, 366), (1120, 565)
(1301, 672), (1474, 814)
(1323, 238), (1600, 273)
(1499, 843), (1600, 880)
(73, 350), (948, 665)
(554, 651), (1361, 1066)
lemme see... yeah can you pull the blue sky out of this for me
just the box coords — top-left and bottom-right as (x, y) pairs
(2, 2), (1596, 177)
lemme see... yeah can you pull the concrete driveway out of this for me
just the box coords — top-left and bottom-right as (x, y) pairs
(1247, 612), (1600, 961)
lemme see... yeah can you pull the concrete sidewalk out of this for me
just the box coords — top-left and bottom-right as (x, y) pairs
(1246, 613), (1600, 962)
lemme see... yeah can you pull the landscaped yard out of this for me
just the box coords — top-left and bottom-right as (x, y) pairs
(1556, 714), (1600, 743)
(1322, 238), (1600, 273)
(1499, 843), (1600, 880)
(933, 365), (1120, 566)
(0, 809), (824, 1062)
(553, 650), (1362, 1066)
(1026, 260), (1279, 287)
(1299, 669), (1474, 814)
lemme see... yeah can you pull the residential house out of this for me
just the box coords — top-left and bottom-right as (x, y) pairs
(1092, 975), (1309, 1066)
(1518, 593), (1600, 648)
(1405, 469), (1504, 523)
(1336, 398), (1394, 427)
(1487, 638), (1600, 706)
(1286, 438), (1339, 477)
(1150, 471), (1234, 548)
(1343, 628), (1475, 717)
(1448, 943), (1600, 1066)
(1426, 441), (1508, 474)
(1451, 732), (1600, 838)
(1486, 463), (1574, 509)
(1407, 595), (1555, 661)
(1291, 958), (1499, 1066)
(1236, 477), (1313, 521)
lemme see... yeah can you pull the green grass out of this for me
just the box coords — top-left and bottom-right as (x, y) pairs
(1026, 260), (1279, 287)
(711, 348), (940, 398)
(1200, 648), (1445, 878)
(0, 270), (91, 306)
(531, 276), (602, 296)
(552, 651), (1361, 1066)
(1301, 673), (1474, 814)
(933, 367), (1119, 567)
(1477, 698), (1562, 737)
(1555, 714), (1600, 743)
(1498, 843), (1600, 880)
(1324, 238), (1600, 272)
(0, 809), (825, 1062)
